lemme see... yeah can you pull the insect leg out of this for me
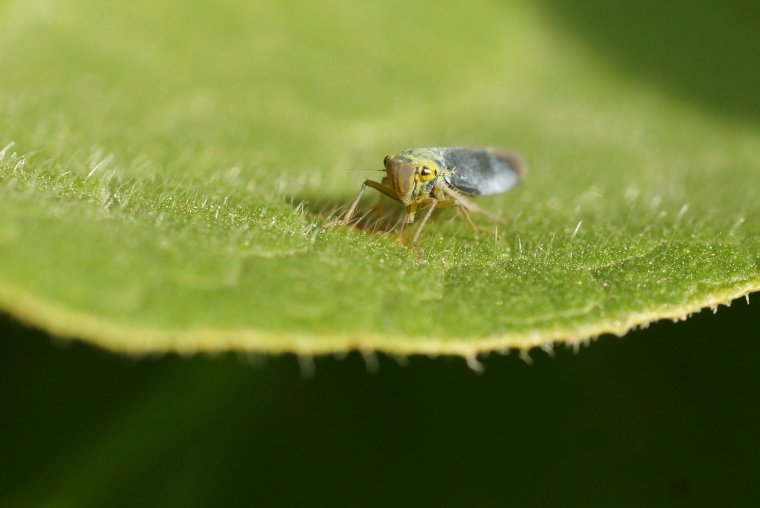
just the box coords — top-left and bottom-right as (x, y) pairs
(323, 180), (399, 228)
(395, 203), (417, 244)
(365, 180), (399, 200)
(323, 182), (367, 228)
(440, 186), (497, 237)
(438, 184), (506, 224)
(457, 194), (507, 224)
(411, 198), (438, 247)
(457, 203), (489, 235)
(372, 177), (390, 216)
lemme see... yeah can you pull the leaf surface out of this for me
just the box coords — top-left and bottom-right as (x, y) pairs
(0, 0), (757, 355)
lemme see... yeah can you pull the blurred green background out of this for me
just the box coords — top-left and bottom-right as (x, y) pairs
(537, 0), (760, 123)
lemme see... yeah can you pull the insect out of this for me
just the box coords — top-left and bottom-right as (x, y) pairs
(324, 147), (526, 248)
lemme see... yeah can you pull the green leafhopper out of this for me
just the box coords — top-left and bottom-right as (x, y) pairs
(324, 147), (526, 248)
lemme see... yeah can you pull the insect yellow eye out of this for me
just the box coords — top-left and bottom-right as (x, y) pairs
(418, 166), (437, 182)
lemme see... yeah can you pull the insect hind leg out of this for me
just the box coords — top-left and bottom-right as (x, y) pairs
(457, 204), (492, 236)
(456, 194), (507, 225)
(441, 186), (504, 239)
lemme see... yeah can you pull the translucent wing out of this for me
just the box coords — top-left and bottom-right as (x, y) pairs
(434, 147), (526, 196)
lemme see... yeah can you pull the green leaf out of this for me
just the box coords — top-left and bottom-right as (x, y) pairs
(0, 0), (758, 356)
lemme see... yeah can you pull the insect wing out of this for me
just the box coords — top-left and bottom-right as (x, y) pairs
(435, 147), (526, 196)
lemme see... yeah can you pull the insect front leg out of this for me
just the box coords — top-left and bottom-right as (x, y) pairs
(323, 180), (400, 228)
(395, 203), (417, 245)
(371, 176), (391, 216)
